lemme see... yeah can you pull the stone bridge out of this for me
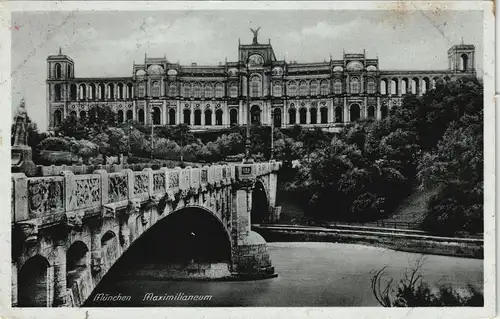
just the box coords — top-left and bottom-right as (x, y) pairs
(11, 161), (281, 307)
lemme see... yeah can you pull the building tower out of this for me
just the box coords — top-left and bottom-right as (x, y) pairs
(46, 48), (74, 130)
(448, 43), (475, 73)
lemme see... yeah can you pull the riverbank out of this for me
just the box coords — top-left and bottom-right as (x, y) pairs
(253, 225), (483, 259)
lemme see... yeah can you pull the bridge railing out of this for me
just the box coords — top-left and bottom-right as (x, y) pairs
(12, 162), (279, 224)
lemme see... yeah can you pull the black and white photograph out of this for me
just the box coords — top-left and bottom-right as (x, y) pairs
(3, 1), (495, 318)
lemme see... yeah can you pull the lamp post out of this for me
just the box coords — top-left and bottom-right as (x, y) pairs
(270, 108), (274, 161)
(243, 58), (253, 164)
(150, 109), (154, 160)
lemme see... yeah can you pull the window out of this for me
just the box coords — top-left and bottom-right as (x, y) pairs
(183, 109), (191, 124)
(229, 83), (238, 98)
(117, 83), (124, 99)
(335, 107), (343, 123)
(168, 109), (176, 125)
(138, 109), (145, 124)
(350, 77), (360, 94)
(250, 105), (261, 125)
(126, 110), (133, 121)
(391, 79), (398, 95)
(310, 80), (319, 96)
(381, 105), (388, 118)
(380, 80), (388, 95)
(99, 84), (105, 100)
(117, 110), (124, 123)
(460, 54), (469, 71)
(70, 84), (77, 100)
(367, 106), (375, 118)
(55, 63), (62, 79)
(320, 107), (328, 124)
(273, 108), (282, 128)
(151, 81), (160, 97)
(320, 80), (329, 95)
(299, 108), (307, 124)
(216, 109), (223, 125)
(230, 109), (238, 125)
(310, 108), (317, 124)
(288, 108), (296, 124)
(194, 109), (202, 125)
(183, 83), (191, 97)
(401, 78), (408, 94)
(152, 107), (161, 125)
(205, 109), (212, 125)
(288, 81), (297, 96)
(90, 84), (96, 100)
(54, 110), (62, 126)
(350, 104), (360, 122)
(367, 78), (376, 94)
(333, 80), (342, 94)
(215, 83), (224, 98)
(299, 81), (308, 96)
(169, 83), (177, 97)
(67, 65), (71, 78)
(80, 111), (86, 119)
(250, 76), (262, 97)
(193, 83), (202, 98)
(79, 84), (86, 100)
(138, 82), (145, 97)
(273, 82), (282, 97)
(204, 84), (213, 98)
(108, 83), (115, 99)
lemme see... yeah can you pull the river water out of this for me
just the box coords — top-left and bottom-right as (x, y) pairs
(86, 242), (483, 307)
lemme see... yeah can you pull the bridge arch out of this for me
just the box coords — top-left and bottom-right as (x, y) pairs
(66, 241), (90, 290)
(251, 179), (270, 224)
(18, 255), (51, 307)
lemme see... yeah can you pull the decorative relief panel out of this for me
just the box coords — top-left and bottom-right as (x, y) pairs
(108, 174), (128, 203)
(28, 178), (64, 218)
(169, 171), (179, 188)
(153, 172), (166, 194)
(70, 177), (101, 210)
(133, 173), (149, 195)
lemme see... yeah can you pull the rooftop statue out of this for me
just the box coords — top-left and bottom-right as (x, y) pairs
(250, 27), (261, 45)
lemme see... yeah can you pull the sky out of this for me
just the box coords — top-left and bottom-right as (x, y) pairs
(11, 10), (483, 131)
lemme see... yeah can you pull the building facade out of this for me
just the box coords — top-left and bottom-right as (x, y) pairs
(46, 34), (475, 132)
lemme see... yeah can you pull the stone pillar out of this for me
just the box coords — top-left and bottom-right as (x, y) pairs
(344, 98), (349, 123)
(306, 107), (311, 124)
(190, 106), (194, 126)
(211, 109), (215, 127)
(376, 97), (381, 120)
(52, 239), (68, 307)
(176, 101), (181, 125)
(12, 262), (18, 306)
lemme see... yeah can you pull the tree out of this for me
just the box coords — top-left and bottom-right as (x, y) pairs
(85, 105), (118, 133)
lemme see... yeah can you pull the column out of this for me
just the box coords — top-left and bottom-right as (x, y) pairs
(316, 106), (320, 124)
(211, 108), (215, 126)
(343, 98), (348, 123)
(201, 108), (205, 126)
(306, 106), (311, 124)
(376, 97), (381, 120)
(364, 97), (368, 119)
(176, 101), (181, 124)
(190, 106), (194, 126)
(52, 240), (67, 306)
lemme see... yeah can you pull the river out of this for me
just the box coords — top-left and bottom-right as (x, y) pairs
(85, 242), (483, 307)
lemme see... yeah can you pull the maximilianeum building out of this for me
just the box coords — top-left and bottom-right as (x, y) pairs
(46, 32), (476, 132)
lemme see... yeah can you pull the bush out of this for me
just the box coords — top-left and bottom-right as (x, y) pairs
(38, 137), (72, 152)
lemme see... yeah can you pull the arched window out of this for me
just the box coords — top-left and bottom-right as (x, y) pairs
(117, 83), (124, 99)
(367, 77), (376, 94)
(381, 105), (388, 119)
(333, 79), (342, 94)
(230, 109), (238, 125)
(194, 109), (202, 125)
(117, 110), (124, 123)
(335, 106), (343, 123)
(320, 80), (330, 95)
(79, 110), (86, 119)
(216, 109), (223, 125)
(350, 77), (360, 94)
(422, 78), (429, 94)
(310, 80), (319, 96)
(205, 109), (212, 125)
(168, 109), (176, 125)
(391, 79), (398, 95)
(310, 107), (317, 124)
(288, 108), (296, 124)
(320, 107), (328, 124)
(250, 76), (262, 97)
(460, 53), (469, 71)
(138, 109), (145, 124)
(273, 108), (282, 128)
(251, 105), (261, 125)
(151, 81), (160, 97)
(367, 106), (375, 118)
(215, 83), (224, 98)
(70, 111), (77, 118)
(411, 78), (419, 95)
(99, 83), (105, 100)
(299, 108), (307, 124)
(54, 110), (62, 126)
(401, 78), (408, 94)
(193, 83), (202, 98)
(204, 84), (214, 98)
(183, 109), (191, 124)
(89, 84), (96, 100)
(55, 63), (62, 79)
(273, 82), (282, 97)
(299, 81), (308, 96)
(229, 83), (238, 98)
(137, 82), (145, 98)
(152, 107), (161, 125)
(108, 83), (115, 99)
(127, 83), (133, 98)
(126, 110), (133, 121)
(380, 79), (388, 95)
(54, 84), (62, 101)
(67, 65), (72, 78)
(350, 104), (360, 122)
(288, 81), (297, 96)
(70, 84), (77, 100)
(168, 83), (177, 97)
(183, 83), (191, 97)
(79, 84), (86, 100)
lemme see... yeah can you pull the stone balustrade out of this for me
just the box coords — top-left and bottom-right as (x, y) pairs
(12, 162), (281, 225)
